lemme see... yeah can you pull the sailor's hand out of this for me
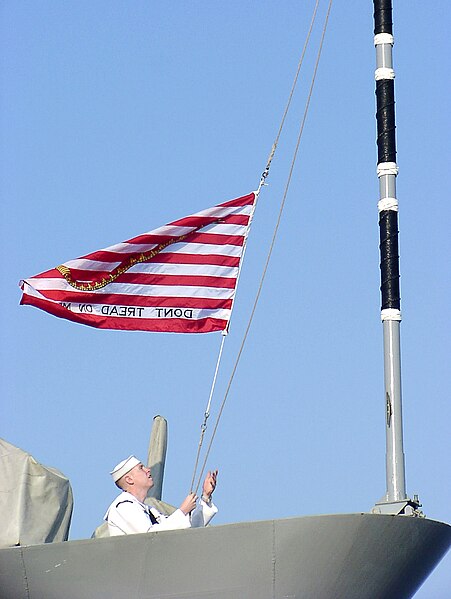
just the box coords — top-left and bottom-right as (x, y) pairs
(202, 469), (218, 502)
(180, 493), (197, 515)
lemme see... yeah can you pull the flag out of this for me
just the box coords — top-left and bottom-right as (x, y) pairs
(20, 193), (256, 333)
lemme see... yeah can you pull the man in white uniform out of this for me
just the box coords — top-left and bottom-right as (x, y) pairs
(105, 456), (218, 536)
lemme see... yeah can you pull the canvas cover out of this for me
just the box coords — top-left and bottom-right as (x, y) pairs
(0, 438), (73, 547)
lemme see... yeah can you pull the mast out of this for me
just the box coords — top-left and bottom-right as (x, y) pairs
(372, 1), (419, 514)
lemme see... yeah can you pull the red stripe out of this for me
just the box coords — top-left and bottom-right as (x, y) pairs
(221, 214), (250, 225)
(55, 251), (241, 266)
(218, 192), (255, 208)
(32, 290), (233, 310)
(169, 213), (250, 228)
(21, 295), (227, 333)
(119, 232), (244, 247)
(181, 232), (244, 246)
(119, 234), (179, 245)
(78, 250), (134, 262)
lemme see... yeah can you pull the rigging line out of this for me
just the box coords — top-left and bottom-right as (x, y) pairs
(190, 0), (322, 495)
(189, 333), (226, 493)
(193, 0), (334, 496)
(259, 0), (321, 188)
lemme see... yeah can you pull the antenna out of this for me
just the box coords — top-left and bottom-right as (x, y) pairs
(372, 0), (421, 516)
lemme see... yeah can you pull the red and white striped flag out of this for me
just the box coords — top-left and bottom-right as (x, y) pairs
(20, 192), (256, 333)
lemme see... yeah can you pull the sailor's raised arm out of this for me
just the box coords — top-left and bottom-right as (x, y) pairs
(201, 470), (218, 504)
(191, 470), (219, 528)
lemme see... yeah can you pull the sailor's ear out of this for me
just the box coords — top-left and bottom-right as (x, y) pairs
(123, 473), (134, 486)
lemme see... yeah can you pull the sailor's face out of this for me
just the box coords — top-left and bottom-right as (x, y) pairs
(132, 463), (154, 490)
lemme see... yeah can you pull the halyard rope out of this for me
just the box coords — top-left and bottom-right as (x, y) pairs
(191, 0), (333, 495)
(189, 333), (226, 493)
(257, 0), (321, 193)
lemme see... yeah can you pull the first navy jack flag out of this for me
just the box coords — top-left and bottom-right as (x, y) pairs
(20, 193), (256, 333)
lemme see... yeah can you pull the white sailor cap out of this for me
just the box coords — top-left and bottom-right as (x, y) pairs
(110, 455), (140, 483)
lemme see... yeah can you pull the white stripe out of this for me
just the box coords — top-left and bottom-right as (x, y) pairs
(27, 279), (235, 300)
(193, 204), (253, 219)
(60, 261), (238, 278)
(146, 225), (197, 236)
(22, 281), (45, 299)
(129, 263), (239, 278)
(159, 242), (243, 256)
(22, 283), (231, 321)
(200, 223), (247, 235)
(96, 242), (159, 254)
(64, 304), (231, 321)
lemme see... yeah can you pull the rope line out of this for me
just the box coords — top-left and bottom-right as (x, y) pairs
(258, 0), (321, 191)
(189, 333), (226, 493)
(190, 0), (322, 494)
(193, 0), (334, 495)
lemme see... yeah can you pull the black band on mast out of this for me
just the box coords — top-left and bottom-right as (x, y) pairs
(379, 210), (400, 309)
(376, 79), (396, 163)
(374, 0), (393, 35)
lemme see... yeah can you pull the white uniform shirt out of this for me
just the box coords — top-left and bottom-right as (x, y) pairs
(104, 491), (218, 536)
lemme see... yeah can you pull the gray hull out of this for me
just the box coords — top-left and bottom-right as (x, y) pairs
(1, 513), (450, 599)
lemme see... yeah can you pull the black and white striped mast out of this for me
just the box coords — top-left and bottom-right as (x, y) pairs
(372, 0), (420, 515)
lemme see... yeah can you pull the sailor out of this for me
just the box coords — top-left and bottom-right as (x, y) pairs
(104, 456), (218, 536)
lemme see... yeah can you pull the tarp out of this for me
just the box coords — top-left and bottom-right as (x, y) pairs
(0, 438), (73, 547)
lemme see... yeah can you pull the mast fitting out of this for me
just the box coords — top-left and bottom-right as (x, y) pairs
(377, 162), (398, 177)
(375, 67), (395, 80)
(381, 308), (402, 322)
(374, 33), (394, 46)
(378, 198), (398, 212)
(386, 392), (392, 426)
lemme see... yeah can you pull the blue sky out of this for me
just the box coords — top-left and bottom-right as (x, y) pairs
(1, 2), (450, 597)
